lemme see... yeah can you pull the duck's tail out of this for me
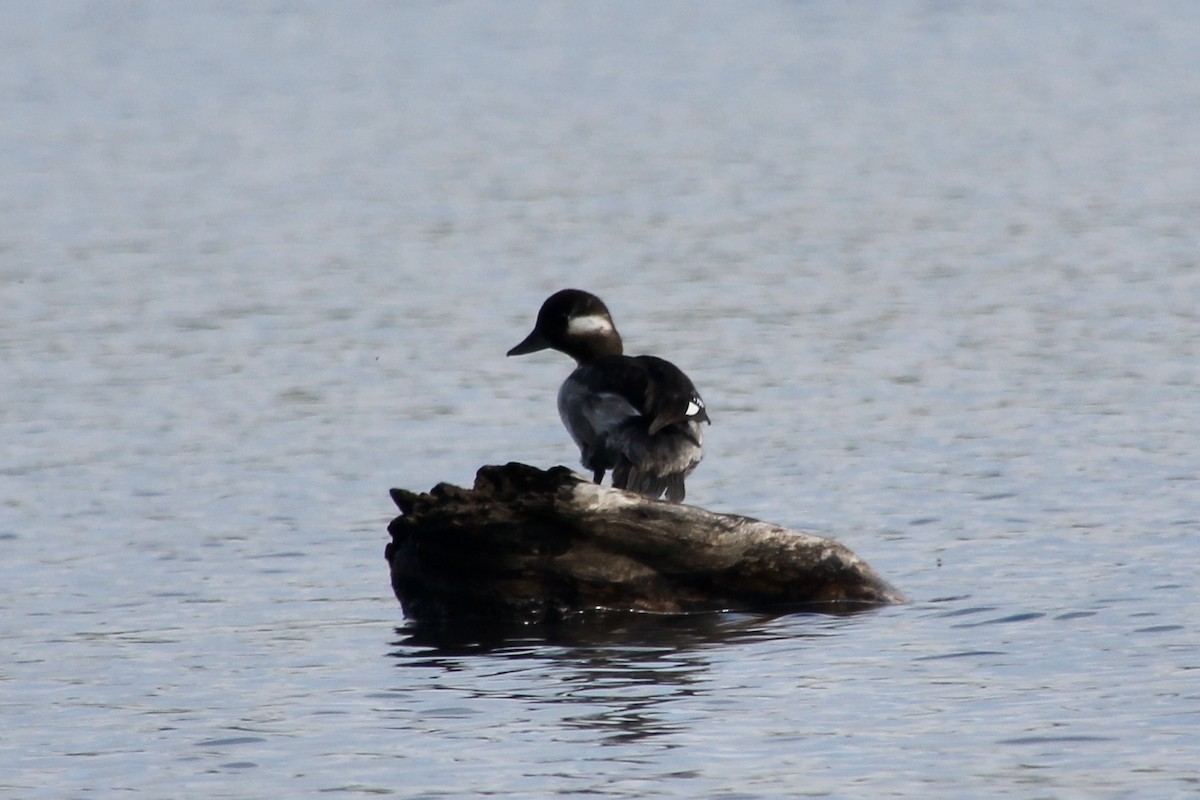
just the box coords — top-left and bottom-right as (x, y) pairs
(609, 419), (703, 503)
(614, 467), (688, 503)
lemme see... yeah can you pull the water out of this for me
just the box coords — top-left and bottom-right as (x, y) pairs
(3, 1), (1198, 797)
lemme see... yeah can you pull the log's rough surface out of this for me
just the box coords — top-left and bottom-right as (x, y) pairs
(386, 462), (905, 624)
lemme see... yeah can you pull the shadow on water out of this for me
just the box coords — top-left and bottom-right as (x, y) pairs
(387, 603), (879, 659)
(382, 608), (879, 747)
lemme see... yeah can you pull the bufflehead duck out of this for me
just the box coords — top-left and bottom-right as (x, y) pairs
(507, 289), (710, 503)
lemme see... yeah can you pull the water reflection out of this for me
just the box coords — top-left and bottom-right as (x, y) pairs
(388, 606), (865, 657)
(385, 611), (846, 748)
(395, 612), (754, 657)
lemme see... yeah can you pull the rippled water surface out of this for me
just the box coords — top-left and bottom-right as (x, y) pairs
(3, 2), (1199, 797)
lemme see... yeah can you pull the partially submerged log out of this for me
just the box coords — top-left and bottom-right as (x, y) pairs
(385, 462), (905, 625)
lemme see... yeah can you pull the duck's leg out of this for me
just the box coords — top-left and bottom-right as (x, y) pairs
(580, 444), (606, 484)
(611, 461), (630, 490)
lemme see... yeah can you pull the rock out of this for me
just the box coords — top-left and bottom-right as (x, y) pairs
(386, 462), (905, 625)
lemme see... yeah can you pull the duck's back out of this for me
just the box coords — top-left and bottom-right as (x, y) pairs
(558, 354), (708, 502)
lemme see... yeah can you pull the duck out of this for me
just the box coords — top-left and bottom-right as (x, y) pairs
(507, 289), (710, 503)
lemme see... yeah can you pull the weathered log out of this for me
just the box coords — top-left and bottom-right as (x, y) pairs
(385, 462), (905, 624)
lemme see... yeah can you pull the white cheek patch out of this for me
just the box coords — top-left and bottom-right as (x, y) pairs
(686, 399), (703, 416)
(567, 314), (614, 337)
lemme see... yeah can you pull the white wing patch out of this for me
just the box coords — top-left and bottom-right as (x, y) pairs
(566, 314), (614, 337)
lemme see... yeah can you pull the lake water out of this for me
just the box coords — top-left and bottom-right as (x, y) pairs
(3, 1), (1198, 797)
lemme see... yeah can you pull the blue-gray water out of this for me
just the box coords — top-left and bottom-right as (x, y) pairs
(3, 2), (1199, 797)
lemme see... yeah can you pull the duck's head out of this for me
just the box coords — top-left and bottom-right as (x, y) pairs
(507, 289), (624, 363)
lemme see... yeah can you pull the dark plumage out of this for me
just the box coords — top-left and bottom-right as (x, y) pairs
(507, 289), (709, 502)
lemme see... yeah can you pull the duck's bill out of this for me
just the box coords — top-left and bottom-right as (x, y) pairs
(506, 329), (551, 356)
